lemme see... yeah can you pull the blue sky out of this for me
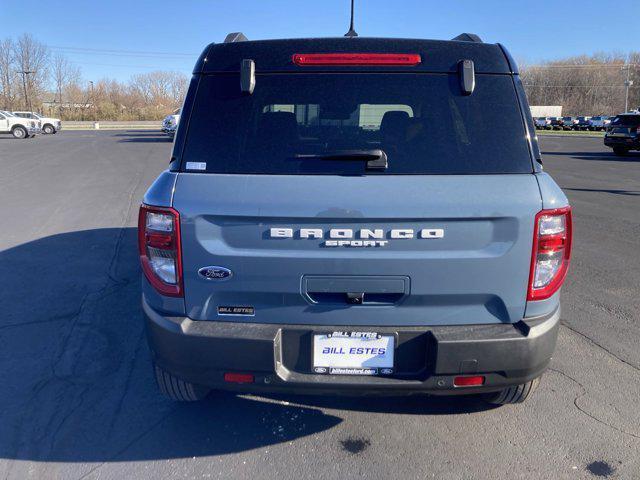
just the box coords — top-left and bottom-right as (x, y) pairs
(2, 0), (638, 82)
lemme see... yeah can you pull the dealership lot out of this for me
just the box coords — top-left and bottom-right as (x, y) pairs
(1, 131), (639, 479)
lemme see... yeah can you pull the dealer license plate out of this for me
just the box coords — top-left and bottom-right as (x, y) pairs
(313, 332), (394, 375)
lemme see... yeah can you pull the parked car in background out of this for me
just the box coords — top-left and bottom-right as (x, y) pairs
(534, 117), (550, 129)
(574, 116), (591, 131)
(161, 108), (181, 139)
(0, 110), (40, 138)
(589, 116), (611, 131)
(561, 116), (577, 130)
(13, 111), (62, 134)
(548, 117), (563, 130)
(604, 113), (640, 155)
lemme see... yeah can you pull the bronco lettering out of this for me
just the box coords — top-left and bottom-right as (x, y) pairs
(269, 227), (443, 247)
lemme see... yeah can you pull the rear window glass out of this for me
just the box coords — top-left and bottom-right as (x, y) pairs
(181, 73), (532, 174)
(611, 115), (640, 126)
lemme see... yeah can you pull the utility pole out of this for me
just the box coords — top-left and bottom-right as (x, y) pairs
(16, 70), (35, 111)
(89, 80), (95, 121)
(622, 64), (633, 113)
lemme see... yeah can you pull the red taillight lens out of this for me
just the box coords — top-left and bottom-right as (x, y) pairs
(292, 53), (421, 66)
(138, 204), (183, 297)
(453, 376), (485, 387)
(527, 207), (572, 301)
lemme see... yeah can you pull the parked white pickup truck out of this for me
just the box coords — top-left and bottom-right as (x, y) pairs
(161, 108), (180, 139)
(0, 110), (40, 138)
(13, 111), (62, 134)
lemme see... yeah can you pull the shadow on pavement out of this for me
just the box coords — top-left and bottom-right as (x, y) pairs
(112, 130), (172, 143)
(256, 392), (497, 415)
(0, 227), (492, 464)
(564, 187), (640, 196)
(118, 136), (172, 143)
(541, 151), (640, 162)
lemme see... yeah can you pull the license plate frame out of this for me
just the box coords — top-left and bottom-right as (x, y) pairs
(312, 331), (395, 375)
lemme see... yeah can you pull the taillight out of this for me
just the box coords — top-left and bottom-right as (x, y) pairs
(527, 207), (572, 301)
(138, 204), (183, 297)
(292, 53), (421, 66)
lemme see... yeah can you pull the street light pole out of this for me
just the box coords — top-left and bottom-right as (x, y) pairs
(88, 81), (96, 122)
(622, 64), (633, 113)
(17, 70), (35, 111)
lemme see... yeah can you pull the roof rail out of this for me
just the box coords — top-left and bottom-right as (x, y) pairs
(224, 32), (248, 43)
(451, 33), (483, 43)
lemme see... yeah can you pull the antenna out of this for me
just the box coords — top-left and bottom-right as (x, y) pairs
(344, 0), (358, 37)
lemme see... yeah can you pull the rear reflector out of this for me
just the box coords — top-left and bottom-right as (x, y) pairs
(453, 376), (485, 387)
(292, 53), (421, 66)
(224, 373), (254, 384)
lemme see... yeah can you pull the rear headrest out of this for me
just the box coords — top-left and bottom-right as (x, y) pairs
(259, 111), (298, 136)
(380, 111), (410, 139)
(254, 111), (299, 154)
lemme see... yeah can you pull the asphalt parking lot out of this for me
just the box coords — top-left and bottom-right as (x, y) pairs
(1, 131), (639, 480)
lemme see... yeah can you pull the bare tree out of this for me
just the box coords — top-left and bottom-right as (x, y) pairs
(51, 53), (81, 108)
(0, 38), (17, 110)
(13, 33), (50, 110)
(521, 52), (639, 115)
(129, 71), (188, 107)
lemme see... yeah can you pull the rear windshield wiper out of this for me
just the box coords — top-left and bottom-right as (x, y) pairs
(294, 149), (388, 170)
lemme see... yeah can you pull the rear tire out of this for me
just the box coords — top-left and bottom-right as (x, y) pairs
(12, 126), (27, 139)
(154, 364), (210, 401)
(613, 147), (629, 156)
(484, 377), (540, 405)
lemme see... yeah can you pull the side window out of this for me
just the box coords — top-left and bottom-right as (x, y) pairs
(0, 113), (5, 120)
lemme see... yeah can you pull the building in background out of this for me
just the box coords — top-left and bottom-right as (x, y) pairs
(530, 106), (563, 117)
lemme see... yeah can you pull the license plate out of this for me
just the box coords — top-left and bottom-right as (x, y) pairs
(313, 332), (394, 375)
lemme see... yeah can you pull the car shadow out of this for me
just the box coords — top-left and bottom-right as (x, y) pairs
(541, 151), (640, 162)
(0, 227), (494, 464)
(564, 187), (640, 196)
(255, 392), (497, 415)
(113, 130), (173, 143)
(118, 136), (173, 143)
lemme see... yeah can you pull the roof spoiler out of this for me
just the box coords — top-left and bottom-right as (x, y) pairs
(451, 33), (483, 43)
(224, 32), (248, 43)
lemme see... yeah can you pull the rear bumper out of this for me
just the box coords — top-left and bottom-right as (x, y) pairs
(144, 298), (560, 396)
(605, 136), (639, 149)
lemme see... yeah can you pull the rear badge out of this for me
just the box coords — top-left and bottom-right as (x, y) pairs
(198, 266), (232, 280)
(218, 306), (255, 316)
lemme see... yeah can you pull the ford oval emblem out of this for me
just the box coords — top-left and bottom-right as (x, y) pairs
(198, 266), (232, 281)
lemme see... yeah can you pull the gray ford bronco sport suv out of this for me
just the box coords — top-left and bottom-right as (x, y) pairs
(139, 32), (572, 405)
